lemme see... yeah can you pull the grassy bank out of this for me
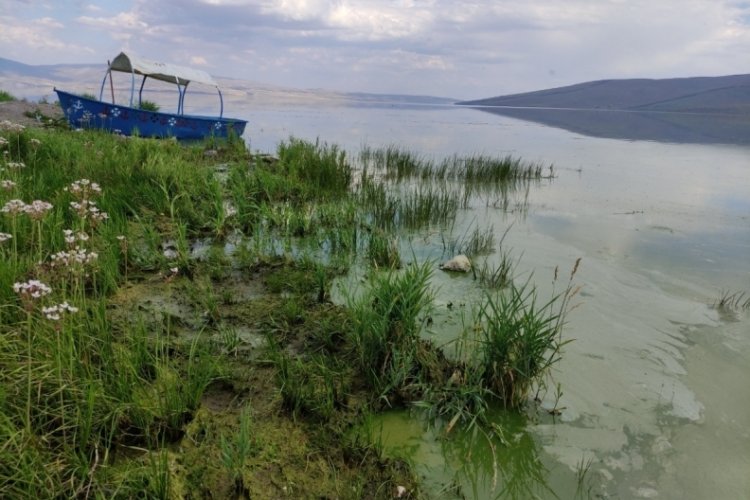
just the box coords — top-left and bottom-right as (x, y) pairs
(0, 109), (579, 498)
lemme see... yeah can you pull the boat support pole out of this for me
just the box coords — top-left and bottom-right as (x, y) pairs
(99, 61), (110, 101)
(179, 82), (188, 115)
(138, 76), (147, 109)
(217, 87), (224, 118)
(109, 70), (115, 104)
(129, 69), (135, 108)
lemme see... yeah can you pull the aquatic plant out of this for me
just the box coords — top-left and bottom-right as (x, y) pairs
(276, 137), (352, 200)
(713, 289), (750, 312)
(472, 260), (581, 408)
(348, 261), (434, 398)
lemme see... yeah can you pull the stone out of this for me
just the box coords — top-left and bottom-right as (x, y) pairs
(439, 254), (471, 272)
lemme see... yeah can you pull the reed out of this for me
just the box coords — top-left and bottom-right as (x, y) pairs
(367, 227), (401, 269)
(400, 184), (459, 230)
(276, 137), (352, 200)
(220, 406), (257, 494)
(473, 251), (516, 290)
(348, 261), (434, 396)
(714, 289), (750, 311)
(472, 260), (581, 408)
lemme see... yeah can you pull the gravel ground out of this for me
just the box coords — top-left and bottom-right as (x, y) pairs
(0, 100), (63, 127)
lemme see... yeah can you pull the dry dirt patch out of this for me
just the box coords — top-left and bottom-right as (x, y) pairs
(0, 100), (63, 127)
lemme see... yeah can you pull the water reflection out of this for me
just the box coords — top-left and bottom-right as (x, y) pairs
(373, 410), (575, 499)
(468, 106), (750, 145)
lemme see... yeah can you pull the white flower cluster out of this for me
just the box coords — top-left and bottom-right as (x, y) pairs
(1, 179), (16, 191)
(13, 279), (52, 299)
(63, 229), (89, 246)
(1, 199), (28, 215)
(0, 137), (8, 147)
(6, 162), (26, 169)
(50, 246), (99, 267)
(0, 232), (11, 243)
(41, 301), (78, 321)
(1, 199), (54, 219)
(0, 120), (25, 132)
(65, 178), (102, 198)
(25, 199), (54, 220)
(69, 199), (108, 223)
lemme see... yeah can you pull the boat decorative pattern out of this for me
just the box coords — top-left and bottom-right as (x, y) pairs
(56, 90), (246, 140)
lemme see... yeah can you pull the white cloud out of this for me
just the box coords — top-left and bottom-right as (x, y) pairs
(77, 11), (149, 30)
(2, 0), (748, 97)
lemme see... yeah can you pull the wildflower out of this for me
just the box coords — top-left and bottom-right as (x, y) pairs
(6, 162), (26, 169)
(170, 267), (179, 275)
(116, 235), (126, 241)
(29, 138), (41, 147)
(0, 137), (8, 147)
(1, 179), (16, 191)
(50, 246), (98, 268)
(13, 279), (52, 299)
(41, 301), (79, 321)
(65, 178), (102, 198)
(63, 229), (75, 245)
(0, 232), (11, 243)
(0, 120), (25, 132)
(24, 200), (53, 220)
(1, 199), (27, 215)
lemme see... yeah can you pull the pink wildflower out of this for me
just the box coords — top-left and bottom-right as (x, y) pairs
(1, 199), (27, 215)
(41, 301), (79, 321)
(13, 279), (52, 299)
(24, 200), (53, 220)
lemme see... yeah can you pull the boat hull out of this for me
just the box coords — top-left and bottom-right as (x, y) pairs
(54, 89), (247, 140)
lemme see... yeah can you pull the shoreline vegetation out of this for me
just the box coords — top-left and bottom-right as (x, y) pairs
(1, 91), (582, 498)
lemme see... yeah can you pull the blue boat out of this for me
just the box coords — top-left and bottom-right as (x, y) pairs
(55, 52), (247, 140)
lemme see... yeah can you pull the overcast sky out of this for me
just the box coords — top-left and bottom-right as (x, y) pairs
(1, 0), (749, 99)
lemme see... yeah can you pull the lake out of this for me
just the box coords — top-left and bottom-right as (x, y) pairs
(243, 101), (750, 499)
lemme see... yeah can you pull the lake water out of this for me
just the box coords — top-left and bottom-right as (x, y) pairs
(241, 102), (750, 499)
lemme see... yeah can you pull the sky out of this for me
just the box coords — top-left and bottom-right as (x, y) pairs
(1, 0), (749, 100)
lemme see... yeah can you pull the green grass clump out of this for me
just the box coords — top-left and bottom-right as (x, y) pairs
(276, 137), (352, 201)
(139, 99), (161, 112)
(0, 89), (17, 102)
(471, 260), (581, 408)
(348, 262), (434, 397)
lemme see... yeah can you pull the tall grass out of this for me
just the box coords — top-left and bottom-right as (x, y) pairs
(0, 123), (230, 496)
(348, 262), (434, 397)
(276, 137), (352, 200)
(471, 259), (581, 408)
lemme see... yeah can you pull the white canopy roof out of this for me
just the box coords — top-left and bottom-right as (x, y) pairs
(109, 52), (218, 87)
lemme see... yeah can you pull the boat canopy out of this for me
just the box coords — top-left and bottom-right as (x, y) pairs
(109, 52), (218, 87)
(101, 52), (224, 116)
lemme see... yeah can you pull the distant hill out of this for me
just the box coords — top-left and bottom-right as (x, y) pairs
(0, 56), (453, 106)
(458, 75), (750, 115)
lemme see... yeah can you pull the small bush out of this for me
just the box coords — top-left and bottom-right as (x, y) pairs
(139, 100), (160, 112)
(0, 89), (17, 102)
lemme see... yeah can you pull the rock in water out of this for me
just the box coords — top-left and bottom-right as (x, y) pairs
(439, 254), (471, 273)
